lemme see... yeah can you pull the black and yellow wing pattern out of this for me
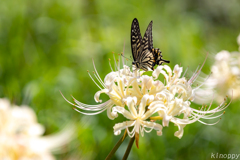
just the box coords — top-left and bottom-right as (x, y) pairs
(131, 18), (155, 71)
(131, 18), (170, 71)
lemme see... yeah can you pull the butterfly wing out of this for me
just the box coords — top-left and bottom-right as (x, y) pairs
(131, 18), (142, 62)
(147, 21), (153, 50)
(139, 21), (155, 70)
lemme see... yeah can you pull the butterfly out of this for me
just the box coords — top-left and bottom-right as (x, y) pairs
(131, 18), (170, 71)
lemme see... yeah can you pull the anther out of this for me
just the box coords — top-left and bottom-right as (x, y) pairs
(223, 111), (225, 114)
(87, 70), (89, 72)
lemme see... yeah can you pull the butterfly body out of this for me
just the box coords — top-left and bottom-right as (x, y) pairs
(131, 18), (169, 71)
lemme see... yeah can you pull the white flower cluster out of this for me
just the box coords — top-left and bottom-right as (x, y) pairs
(0, 98), (74, 160)
(195, 34), (240, 102)
(62, 55), (229, 139)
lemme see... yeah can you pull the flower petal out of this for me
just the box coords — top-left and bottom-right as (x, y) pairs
(173, 123), (186, 139)
(113, 121), (135, 136)
(94, 89), (109, 103)
(111, 106), (134, 120)
(141, 121), (162, 136)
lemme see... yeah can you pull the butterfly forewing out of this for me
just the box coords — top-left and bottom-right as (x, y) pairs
(140, 21), (155, 70)
(131, 18), (143, 62)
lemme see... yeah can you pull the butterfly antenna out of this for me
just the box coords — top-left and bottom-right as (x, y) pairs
(120, 53), (132, 61)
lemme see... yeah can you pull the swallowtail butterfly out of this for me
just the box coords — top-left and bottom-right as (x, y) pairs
(131, 18), (169, 71)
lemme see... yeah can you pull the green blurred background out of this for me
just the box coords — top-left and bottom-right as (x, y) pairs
(0, 0), (240, 159)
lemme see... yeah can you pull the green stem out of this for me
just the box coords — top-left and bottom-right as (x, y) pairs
(105, 133), (127, 160)
(122, 136), (135, 160)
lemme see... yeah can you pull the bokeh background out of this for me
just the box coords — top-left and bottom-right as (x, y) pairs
(1, 0), (240, 159)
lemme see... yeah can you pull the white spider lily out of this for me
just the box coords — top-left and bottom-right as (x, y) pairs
(62, 53), (230, 139)
(0, 98), (74, 160)
(195, 34), (240, 102)
(112, 95), (162, 138)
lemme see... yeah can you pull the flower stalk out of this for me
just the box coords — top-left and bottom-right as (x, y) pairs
(105, 130), (127, 160)
(122, 135), (135, 160)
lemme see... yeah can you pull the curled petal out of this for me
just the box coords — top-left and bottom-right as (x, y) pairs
(152, 66), (164, 79)
(124, 97), (138, 117)
(107, 104), (117, 120)
(142, 102), (165, 120)
(163, 65), (172, 75)
(111, 106), (134, 120)
(173, 123), (186, 139)
(141, 121), (163, 136)
(113, 121), (135, 136)
(155, 90), (172, 102)
(94, 89), (109, 103)
(157, 109), (172, 127)
(173, 64), (183, 78)
(139, 94), (154, 117)
(104, 72), (117, 89)
(142, 75), (153, 90)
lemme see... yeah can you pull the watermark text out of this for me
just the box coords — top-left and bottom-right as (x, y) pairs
(211, 153), (240, 159)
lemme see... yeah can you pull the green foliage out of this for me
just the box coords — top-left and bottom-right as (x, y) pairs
(0, 0), (240, 159)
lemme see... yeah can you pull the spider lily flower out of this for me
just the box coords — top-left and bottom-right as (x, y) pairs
(112, 95), (163, 138)
(0, 98), (74, 160)
(195, 34), (240, 102)
(62, 53), (230, 140)
(111, 61), (230, 139)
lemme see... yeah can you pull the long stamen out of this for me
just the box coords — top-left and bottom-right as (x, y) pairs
(73, 107), (108, 115)
(201, 112), (224, 119)
(87, 71), (103, 90)
(188, 53), (208, 84)
(92, 59), (106, 88)
(60, 91), (111, 112)
(182, 66), (189, 78)
(112, 52), (118, 71)
(192, 72), (212, 91)
(122, 40), (126, 66)
(72, 96), (111, 110)
(93, 71), (106, 89)
(108, 58), (114, 72)
(198, 118), (221, 125)
(118, 54), (121, 71)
